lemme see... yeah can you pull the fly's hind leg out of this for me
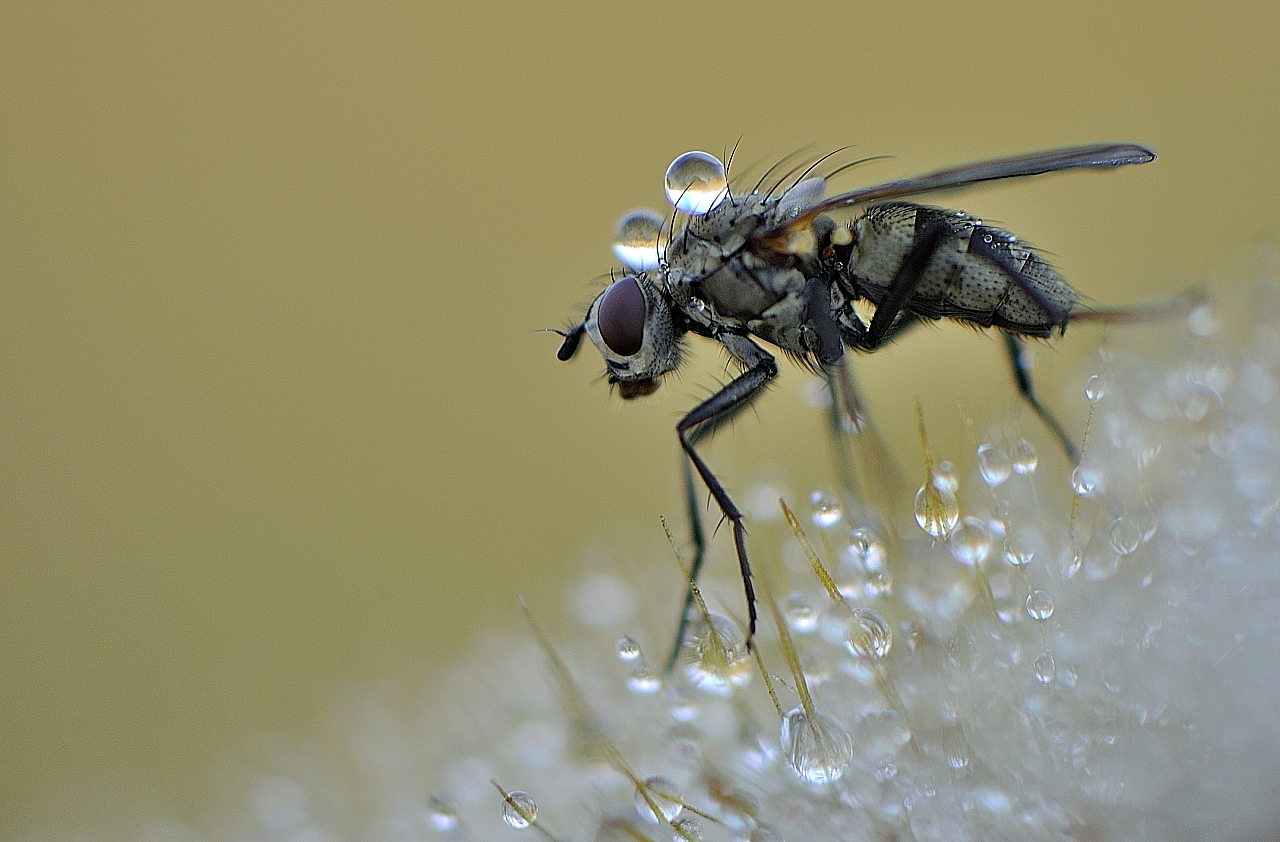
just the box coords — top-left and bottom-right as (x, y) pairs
(1003, 332), (1079, 463)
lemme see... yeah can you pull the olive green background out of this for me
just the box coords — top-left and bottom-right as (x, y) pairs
(3, 0), (1277, 834)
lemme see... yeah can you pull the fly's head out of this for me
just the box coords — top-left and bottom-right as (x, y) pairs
(558, 273), (683, 399)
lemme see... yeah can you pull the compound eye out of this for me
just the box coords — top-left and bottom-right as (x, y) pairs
(597, 276), (646, 357)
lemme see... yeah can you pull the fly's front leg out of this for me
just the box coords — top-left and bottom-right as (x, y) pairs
(672, 335), (777, 657)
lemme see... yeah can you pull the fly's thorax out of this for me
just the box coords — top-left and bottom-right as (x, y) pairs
(583, 273), (683, 397)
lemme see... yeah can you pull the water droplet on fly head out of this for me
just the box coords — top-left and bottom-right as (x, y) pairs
(809, 490), (842, 528)
(613, 209), (665, 271)
(500, 791), (537, 828)
(634, 776), (683, 823)
(976, 443), (1011, 487)
(780, 707), (854, 784)
(664, 151), (728, 215)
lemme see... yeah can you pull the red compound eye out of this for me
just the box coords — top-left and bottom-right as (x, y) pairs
(597, 277), (645, 356)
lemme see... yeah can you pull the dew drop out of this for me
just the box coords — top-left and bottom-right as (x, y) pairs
(627, 663), (661, 694)
(864, 570), (893, 598)
(809, 490), (843, 528)
(1085, 374), (1107, 403)
(1033, 652), (1056, 684)
(1070, 466), (1098, 497)
(1108, 516), (1141, 556)
(501, 791), (537, 829)
(1004, 533), (1034, 567)
(780, 707), (853, 784)
(1061, 541), (1083, 578)
(612, 209), (665, 271)
(914, 483), (959, 539)
(616, 636), (642, 662)
(943, 730), (971, 770)
(976, 443), (1012, 487)
(949, 516), (992, 566)
(785, 593), (819, 634)
(847, 527), (888, 572)
(932, 460), (959, 493)
(425, 794), (460, 831)
(671, 816), (703, 842)
(634, 776), (683, 823)
(664, 151), (728, 215)
(1137, 499), (1159, 542)
(681, 613), (752, 694)
(843, 608), (892, 659)
(1011, 438), (1038, 474)
(1026, 590), (1055, 621)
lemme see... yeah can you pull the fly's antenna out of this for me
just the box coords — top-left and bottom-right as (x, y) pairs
(555, 322), (587, 361)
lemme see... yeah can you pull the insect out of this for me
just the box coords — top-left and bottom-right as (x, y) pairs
(555, 142), (1156, 662)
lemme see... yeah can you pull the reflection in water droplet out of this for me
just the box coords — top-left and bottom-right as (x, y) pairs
(681, 613), (752, 694)
(976, 443), (1012, 487)
(425, 794), (460, 831)
(616, 636), (641, 662)
(780, 707), (854, 784)
(1109, 517), (1141, 556)
(915, 483), (959, 539)
(1026, 590), (1055, 621)
(1033, 652), (1056, 684)
(1011, 438), (1038, 474)
(671, 816), (703, 842)
(809, 490), (842, 528)
(627, 663), (661, 694)
(613, 209), (665, 271)
(1085, 374), (1107, 402)
(501, 791), (537, 828)
(665, 151), (728, 215)
(634, 776), (683, 823)
(843, 608), (892, 659)
(949, 516), (992, 566)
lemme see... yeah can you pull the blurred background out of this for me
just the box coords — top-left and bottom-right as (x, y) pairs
(3, 0), (1277, 835)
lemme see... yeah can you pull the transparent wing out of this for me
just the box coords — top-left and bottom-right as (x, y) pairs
(753, 143), (1155, 252)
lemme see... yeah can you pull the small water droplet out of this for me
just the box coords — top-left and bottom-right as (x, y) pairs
(671, 816), (703, 842)
(785, 593), (818, 633)
(864, 569), (893, 598)
(750, 825), (784, 842)
(627, 663), (661, 694)
(425, 794), (460, 831)
(1033, 652), (1056, 684)
(1004, 533), (1034, 567)
(664, 151), (728, 215)
(843, 608), (892, 659)
(1011, 438), (1038, 474)
(1108, 517), (1141, 556)
(932, 460), (959, 492)
(915, 483), (959, 539)
(1026, 590), (1055, 621)
(1062, 541), (1083, 578)
(1085, 374), (1107, 402)
(612, 209), (665, 271)
(501, 791), (537, 829)
(809, 490), (842, 528)
(949, 516), (992, 566)
(1070, 466), (1099, 497)
(616, 636), (641, 662)
(1137, 499), (1158, 542)
(681, 613), (751, 694)
(943, 730), (970, 770)
(780, 707), (853, 784)
(635, 776), (683, 823)
(846, 527), (887, 572)
(1188, 303), (1219, 338)
(976, 443), (1011, 487)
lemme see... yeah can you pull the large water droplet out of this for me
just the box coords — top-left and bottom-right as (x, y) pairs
(915, 482), (959, 539)
(809, 490), (842, 528)
(1011, 438), (1038, 474)
(501, 791), (537, 828)
(681, 613), (752, 694)
(780, 707), (853, 784)
(949, 516), (992, 566)
(635, 776), (683, 823)
(843, 608), (892, 659)
(664, 151), (728, 215)
(976, 443), (1011, 487)
(1026, 589), (1055, 621)
(613, 209), (665, 271)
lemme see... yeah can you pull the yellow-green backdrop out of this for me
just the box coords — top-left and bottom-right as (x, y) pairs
(3, 0), (1277, 834)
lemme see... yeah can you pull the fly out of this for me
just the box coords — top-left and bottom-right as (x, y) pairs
(556, 142), (1159, 666)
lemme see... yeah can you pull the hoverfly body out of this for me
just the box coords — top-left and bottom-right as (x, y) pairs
(555, 142), (1157, 662)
